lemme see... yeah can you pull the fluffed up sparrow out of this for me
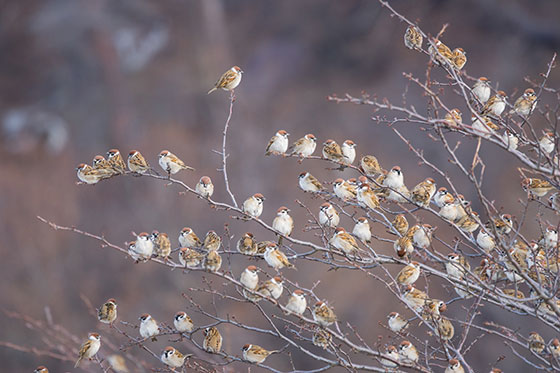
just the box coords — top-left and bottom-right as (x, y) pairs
(330, 227), (360, 256)
(174, 311), (194, 333)
(403, 285), (428, 312)
(264, 242), (294, 269)
(539, 132), (555, 154)
(139, 314), (159, 341)
(549, 338), (560, 358)
(319, 202), (340, 228)
(158, 150), (194, 175)
(322, 139), (345, 162)
(522, 177), (555, 197)
(434, 187), (454, 208)
(360, 155), (383, 176)
(312, 301), (337, 327)
(435, 316), (454, 341)
(179, 227), (201, 249)
(289, 133), (317, 157)
(446, 253), (470, 279)
(242, 344), (279, 364)
(404, 25), (423, 50)
(511, 88), (537, 117)
(273, 206), (294, 239)
(341, 140), (357, 164)
(285, 289), (307, 315)
(257, 276), (284, 299)
(410, 224), (435, 249)
(196, 176), (214, 198)
(92, 155), (116, 179)
(439, 201), (459, 222)
(178, 248), (202, 269)
(237, 232), (257, 255)
(133, 232), (154, 260)
(457, 212), (480, 233)
(75, 332), (101, 367)
(444, 108), (462, 128)
(429, 39), (453, 66)
(151, 231), (171, 258)
(204, 250), (222, 272)
(98, 298), (117, 324)
(387, 312), (409, 333)
(203, 327), (223, 353)
(203, 230), (221, 251)
(452, 47), (467, 70)
(411, 177), (436, 207)
(529, 332), (545, 354)
(106, 355), (129, 373)
(539, 225), (558, 250)
(161, 346), (187, 368)
(127, 150), (150, 174)
(106, 149), (127, 174)
(492, 213), (513, 235)
(392, 214), (409, 236)
(394, 235), (414, 258)
(472, 77), (491, 104)
(357, 183), (380, 209)
(353, 217), (371, 243)
(243, 193), (265, 218)
(383, 166), (410, 202)
(396, 261), (421, 285)
(76, 163), (102, 184)
(398, 340), (419, 363)
(445, 358), (465, 373)
(312, 329), (332, 349)
(266, 130), (290, 156)
(481, 91), (507, 117)
(298, 172), (323, 192)
(501, 130), (519, 151)
(240, 265), (259, 290)
(380, 345), (399, 368)
(207, 66), (243, 94)
(333, 178), (356, 200)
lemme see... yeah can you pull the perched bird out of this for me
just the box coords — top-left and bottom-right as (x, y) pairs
(422, 299), (447, 321)
(444, 108), (462, 128)
(312, 301), (337, 327)
(242, 344), (278, 364)
(521, 178), (555, 198)
(353, 217), (371, 243)
(240, 265), (259, 290)
(387, 312), (409, 333)
(550, 192), (560, 211)
(179, 227), (201, 249)
(472, 77), (492, 104)
(161, 346), (187, 368)
(512, 88), (537, 117)
(204, 250), (222, 272)
(539, 225), (558, 250)
(75, 333), (101, 368)
(158, 150), (194, 175)
(330, 227), (360, 256)
(399, 340), (419, 363)
(429, 39), (453, 66)
(501, 130), (519, 151)
(98, 298), (117, 325)
(257, 276), (284, 300)
(151, 231), (171, 258)
(285, 289), (307, 315)
(529, 332), (545, 354)
(452, 48), (467, 70)
(273, 206), (294, 240)
(493, 214), (513, 235)
(243, 193), (265, 218)
(312, 329), (332, 349)
(411, 177), (436, 207)
(471, 115), (498, 138)
(435, 316), (455, 341)
(333, 178), (356, 200)
(203, 327), (223, 353)
(289, 133), (317, 157)
(439, 201), (459, 222)
(139, 314), (159, 341)
(174, 311), (194, 333)
(380, 345), (399, 368)
(319, 202), (340, 228)
(403, 285), (428, 312)
(265, 130), (290, 155)
(322, 139), (345, 162)
(382, 166), (410, 203)
(446, 253), (470, 279)
(76, 163), (102, 184)
(456, 213), (480, 233)
(34, 367), (49, 373)
(264, 242), (294, 269)
(394, 235), (414, 258)
(237, 232), (257, 255)
(549, 338), (560, 359)
(404, 25), (423, 50)
(357, 183), (380, 209)
(445, 359), (465, 373)
(133, 232), (154, 260)
(539, 132), (555, 154)
(257, 240), (276, 255)
(106, 355), (129, 373)
(434, 187), (454, 208)
(392, 214), (409, 236)
(341, 140), (357, 164)
(397, 261), (421, 285)
(207, 66), (243, 94)
(360, 155), (383, 177)
(410, 224), (435, 249)
(106, 149), (127, 174)
(127, 150), (150, 174)
(196, 176), (214, 198)
(481, 91), (507, 117)
(203, 230), (221, 252)
(92, 155), (116, 179)
(298, 172), (323, 192)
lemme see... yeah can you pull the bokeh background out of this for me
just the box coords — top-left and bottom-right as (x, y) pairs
(2, 0), (560, 371)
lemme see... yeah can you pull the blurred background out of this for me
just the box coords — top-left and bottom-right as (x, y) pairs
(1, 0), (560, 371)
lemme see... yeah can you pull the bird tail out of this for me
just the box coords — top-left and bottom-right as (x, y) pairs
(207, 87), (217, 94)
(74, 358), (82, 368)
(277, 236), (283, 246)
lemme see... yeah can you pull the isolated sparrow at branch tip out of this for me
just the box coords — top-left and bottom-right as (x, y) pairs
(264, 242), (294, 269)
(237, 232), (257, 255)
(472, 77), (491, 104)
(411, 177), (436, 207)
(174, 311), (194, 333)
(204, 250), (222, 272)
(127, 150), (150, 174)
(330, 227), (360, 256)
(75, 332), (101, 367)
(353, 217), (371, 243)
(360, 155), (383, 176)
(387, 312), (408, 333)
(243, 193), (265, 218)
(196, 176), (214, 198)
(179, 227), (201, 249)
(207, 66), (243, 94)
(319, 202), (340, 228)
(98, 298), (117, 324)
(106, 355), (129, 373)
(240, 265), (259, 290)
(203, 230), (221, 252)
(333, 178), (356, 200)
(76, 163), (102, 184)
(289, 133), (317, 157)
(312, 329), (332, 349)
(445, 358), (465, 373)
(151, 231), (171, 258)
(481, 91), (507, 117)
(380, 345), (399, 368)
(285, 289), (307, 315)
(341, 140), (357, 164)
(203, 327), (223, 353)
(511, 88), (537, 117)
(265, 130), (290, 155)
(398, 340), (419, 363)
(313, 301), (337, 327)
(397, 261), (421, 285)
(161, 346), (187, 368)
(404, 25), (423, 50)
(298, 172), (323, 192)
(322, 139), (345, 162)
(139, 314), (159, 341)
(392, 214), (409, 236)
(158, 150), (194, 175)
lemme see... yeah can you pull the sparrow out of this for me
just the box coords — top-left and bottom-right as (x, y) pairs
(357, 183), (380, 209)
(34, 367), (49, 373)
(549, 338), (560, 359)
(539, 132), (555, 154)
(529, 332), (545, 354)
(204, 250), (222, 272)
(242, 344), (278, 364)
(265, 130), (290, 155)
(179, 227), (201, 249)
(341, 140), (357, 164)
(207, 66), (243, 94)
(127, 150), (150, 174)
(158, 150), (194, 175)
(521, 177), (555, 197)
(330, 227), (360, 256)
(481, 91), (507, 117)
(151, 231), (171, 258)
(501, 130), (519, 151)
(472, 77), (492, 104)
(360, 155), (383, 176)
(410, 224), (434, 249)
(298, 172), (323, 192)
(539, 225), (558, 250)
(312, 301), (337, 327)
(257, 240), (276, 255)
(312, 329), (332, 349)
(411, 177), (436, 207)
(243, 193), (265, 218)
(333, 178), (356, 200)
(550, 192), (560, 211)
(511, 88), (537, 117)
(92, 155), (116, 178)
(202, 230), (221, 252)
(392, 214), (409, 236)
(444, 108), (462, 128)
(139, 314), (159, 341)
(445, 359), (465, 373)
(106, 355), (129, 373)
(161, 346), (187, 368)
(264, 242), (294, 269)
(435, 316), (455, 341)
(382, 167), (410, 202)
(106, 149), (127, 174)
(404, 25), (423, 50)
(353, 217), (371, 243)
(174, 311), (194, 333)
(452, 47), (467, 70)
(319, 202), (340, 228)
(394, 235), (414, 258)
(285, 289), (307, 315)
(98, 298), (117, 325)
(422, 299), (447, 321)
(490, 369), (503, 373)
(76, 164), (102, 184)
(273, 206), (294, 240)
(434, 187), (454, 208)
(196, 176), (214, 198)
(177, 248), (202, 269)
(396, 261), (421, 285)
(446, 253), (470, 279)
(133, 232), (154, 260)
(403, 285), (428, 312)
(429, 39), (453, 66)
(456, 212), (480, 233)
(398, 340), (419, 363)
(253, 276), (284, 300)
(240, 265), (259, 290)
(75, 332), (101, 367)
(289, 133), (317, 157)
(237, 232), (257, 255)
(439, 201), (459, 222)
(455, 194), (470, 220)
(493, 214), (513, 235)
(203, 327), (223, 353)
(322, 139), (345, 162)
(380, 345), (399, 368)
(387, 312), (409, 333)
(471, 115), (498, 138)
